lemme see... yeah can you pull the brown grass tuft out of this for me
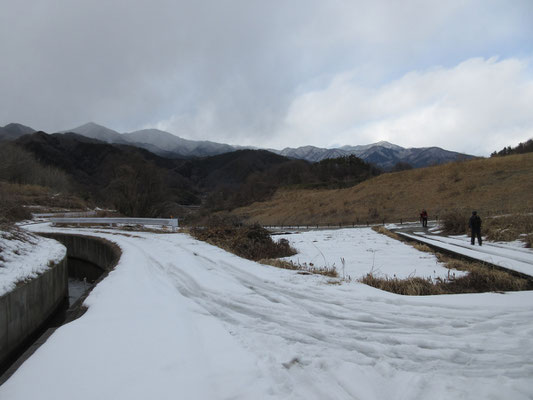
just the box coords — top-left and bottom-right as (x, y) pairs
(412, 243), (432, 253)
(372, 226), (401, 240)
(190, 223), (297, 261)
(360, 274), (440, 295)
(259, 258), (338, 277)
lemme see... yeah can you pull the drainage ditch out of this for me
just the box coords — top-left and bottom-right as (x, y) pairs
(0, 234), (121, 384)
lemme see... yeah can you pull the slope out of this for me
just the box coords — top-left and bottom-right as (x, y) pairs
(230, 153), (533, 225)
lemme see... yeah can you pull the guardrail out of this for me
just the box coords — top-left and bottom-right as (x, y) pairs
(50, 217), (179, 232)
(32, 210), (99, 218)
(263, 219), (422, 231)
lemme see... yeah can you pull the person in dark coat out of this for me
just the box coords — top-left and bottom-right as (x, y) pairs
(469, 211), (482, 245)
(420, 209), (428, 227)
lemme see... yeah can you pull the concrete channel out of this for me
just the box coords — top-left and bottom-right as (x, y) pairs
(0, 233), (121, 385)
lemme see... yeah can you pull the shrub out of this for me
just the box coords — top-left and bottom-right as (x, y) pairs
(441, 210), (469, 234)
(360, 274), (439, 295)
(190, 223), (297, 261)
(0, 196), (32, 222)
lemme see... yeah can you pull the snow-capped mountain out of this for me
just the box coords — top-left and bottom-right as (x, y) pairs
(0, 123), (36, 141)
(60, 123), (237, 158)
(123, 129), (236, 157)
(4, 121), (473, 168)
(272, 141), (471, 169)
(62, 122), (128, 144)
(340, 140), (404, 153)
(273, 145), (348, 162)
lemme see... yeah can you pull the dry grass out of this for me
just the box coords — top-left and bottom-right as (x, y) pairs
(360, 274), (439, 295)
(0, 181), (89, 222)
(359, 263), (530, 295)
(189, 223), (297, 261)
(440, 210), (470, 235)
(483, 214), (533, 244)
(259, 258), (338, 277)
(440, 210), (533, 246)
(372, 226), (401, 240)
(412, 243), (433, 253)
(360, 229), (531, 295)
(0, 223), (36, 262)
(230, 153), (533, 225)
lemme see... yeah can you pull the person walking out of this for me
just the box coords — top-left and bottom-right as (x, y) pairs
(469, 211), (482, 245)
(420, 209), (428, 227)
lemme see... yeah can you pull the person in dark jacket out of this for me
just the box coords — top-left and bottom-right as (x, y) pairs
(469, 211), (482, 245)
(420, 209), (428, 227)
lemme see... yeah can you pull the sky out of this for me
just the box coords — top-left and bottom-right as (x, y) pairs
(1, 0), (532, 156)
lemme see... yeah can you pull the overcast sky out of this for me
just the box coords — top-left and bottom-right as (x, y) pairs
(1, 0), (532, 156)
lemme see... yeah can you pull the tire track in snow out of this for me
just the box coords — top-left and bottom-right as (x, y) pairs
(141, 234), (533, 385)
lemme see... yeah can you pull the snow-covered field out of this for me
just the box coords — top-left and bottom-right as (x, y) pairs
(0, 228), (66, 296)
(1, 224), (532, 399)
(276, 228), (466, 280)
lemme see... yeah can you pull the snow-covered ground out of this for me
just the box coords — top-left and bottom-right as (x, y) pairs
(1, 224), (532, 399)
(276, 228), (466, 280)
(0, 228), (66, 296)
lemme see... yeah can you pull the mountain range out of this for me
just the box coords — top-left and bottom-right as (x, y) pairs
(1, 122), (473, 169)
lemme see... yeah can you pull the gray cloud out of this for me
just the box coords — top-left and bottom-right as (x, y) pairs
(1, 0), (532, 155)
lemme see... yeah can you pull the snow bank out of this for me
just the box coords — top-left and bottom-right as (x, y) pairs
(0, 229), (66, 296)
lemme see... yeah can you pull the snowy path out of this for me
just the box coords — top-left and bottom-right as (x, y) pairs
(396, 229), (533, 277)
(1, 225), (532, 399)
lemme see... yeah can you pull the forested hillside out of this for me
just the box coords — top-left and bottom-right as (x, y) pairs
(491, 139), (533, 157)
(7, 133), (380, 219)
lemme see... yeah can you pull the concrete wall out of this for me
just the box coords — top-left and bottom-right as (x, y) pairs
(0, 257), (68, 367)
(0, 233), (121, 371)
(39, 233), (121, 322)
(42, 233), (121, 276)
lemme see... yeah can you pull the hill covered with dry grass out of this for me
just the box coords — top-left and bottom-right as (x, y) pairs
(230, 153), (533, 225)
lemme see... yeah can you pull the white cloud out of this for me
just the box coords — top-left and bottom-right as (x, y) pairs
(277, 57), (533, 155)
